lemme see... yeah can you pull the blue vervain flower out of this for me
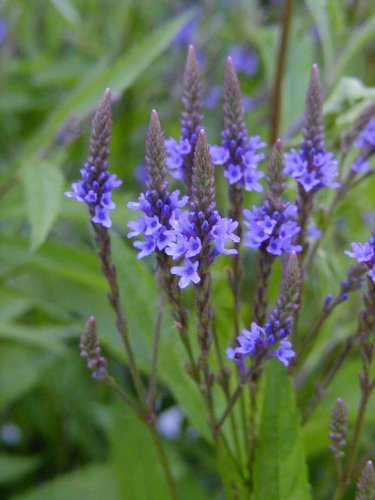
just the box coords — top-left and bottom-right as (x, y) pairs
(285, 65), (339, 193)
(127, 110), (188, 259)
(65, 88), (122, 228)
(210, 57), (265, 192)
(165, 45), (203, 188)
(227, 253), (300, 367)
(167, 130), (239, 288)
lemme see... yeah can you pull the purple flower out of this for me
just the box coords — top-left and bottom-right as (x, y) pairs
(226, 321), (295, 367)
(212, 135), (266, 192)
(270, 339), (295, 367)
(171, 259), (200, 288)
(355, 119), (375, 149)
(210, 145), (230, 165)
(345, 233), (375, 282)
(127, 189), (188, 259)
(307, 223), (322, 239)
(165, 46), (203, 188)
(351, 119), (375, 174)
(165, 209), (239, 264)
(65, 89), (122, 229)
(228, 45), (258, 76)
(345, 242), (374, 263)
(133, 237), (156, 259)
(285, 66), (339, 194)
(244, 201), (302, 256)
(285, 149), (338, 193)
(164, 130), (239, 288)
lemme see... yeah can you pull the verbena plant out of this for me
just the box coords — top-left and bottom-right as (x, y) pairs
(65, 45), (375, 499)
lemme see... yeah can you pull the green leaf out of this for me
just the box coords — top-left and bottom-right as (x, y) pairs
(0, 453), (41, 485)
(13, 463), (118, 500)
(254, 360), (312, 500)
(281, 26), (314, 133)
(327, 15), (375, 87)
(21, 11), (194, 158)
(304, 0), (334, 70)
(0, 345), (55, 410)
(324, 77), (375, 115)
(109, 403), (171, 500)
(22, 157), (64, 251)
(49, 0), (80, 24)
(0, 322), (72, 355)
(215, 435), (249, 500)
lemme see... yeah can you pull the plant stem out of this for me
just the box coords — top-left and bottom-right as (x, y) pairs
(104, 375), (145, 420)
(148, 423), (180, 500)
(302, 333), (358, 424)
(148, 289), (164, 412)
(214, 360), (262, 435)
(196, 270), (216, 429)
(229, 184), (244, 339)
(157, 253), (200, 382)
(270, 0), (294, 144)
(94, 225), (148, 408)
(253, 252), (274, 326)
(295, 296), (346, 367)
(212, 320), (244, 466)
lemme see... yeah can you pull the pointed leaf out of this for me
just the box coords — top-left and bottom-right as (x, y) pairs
(22, 158), (64, 250)
(254, 360), (311, 500)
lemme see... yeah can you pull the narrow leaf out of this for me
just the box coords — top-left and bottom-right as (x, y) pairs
(21, 11), (194, 158)
(254, 360), (311, 500)
(12, 463), (117, 500)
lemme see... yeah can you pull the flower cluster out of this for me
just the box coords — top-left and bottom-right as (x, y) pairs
(167, 129), (239, 288)
(210, 56), (265, 191)
(210, 136), (265, 190)
(127, 189), (188, 259)
(243, 201), (302, 255)
(227, 252), (300, 368)
(352, 118), (375, 173)
(165, 45), (203, 187)
(329, 398), (347, 459)
(65, 89), (122, 228)
(285, 65), (339, 194)
(345, 231), (375, 282)
(284, 147), (338, 193)
(80, 317), (107, 380)
(165, 137), (195, 180)
(226, 321), (295, 367)
(66, 170), (121, 228)
(167, 208), (239, 288)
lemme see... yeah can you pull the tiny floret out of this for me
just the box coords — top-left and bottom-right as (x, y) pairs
(345, 232), (375, 283)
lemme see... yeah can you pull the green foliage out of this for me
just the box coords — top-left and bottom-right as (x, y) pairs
(254, 361), (311, 500)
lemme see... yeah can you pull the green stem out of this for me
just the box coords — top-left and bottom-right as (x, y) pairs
(94, 225), (148, 408)
(269, 0), (294, 144)
(148, 290), (164, 412)
(148, 423), (180, 500)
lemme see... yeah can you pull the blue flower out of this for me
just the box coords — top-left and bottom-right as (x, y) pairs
(285, 148), (339, 192)
(243, 201), (302, 256)
(351, 119), (375, 174)
(345, 233), (375, 283)
(211, 136), (266, 192)
(65, 167), (122, 228)
(226, 321), (295, 367)
(228, 45), (258, 76)
(171, 259), (201, 288)
(127, 189), (188, 259)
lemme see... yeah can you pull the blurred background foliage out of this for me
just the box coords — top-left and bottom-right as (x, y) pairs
(0, 0), (375, 498)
